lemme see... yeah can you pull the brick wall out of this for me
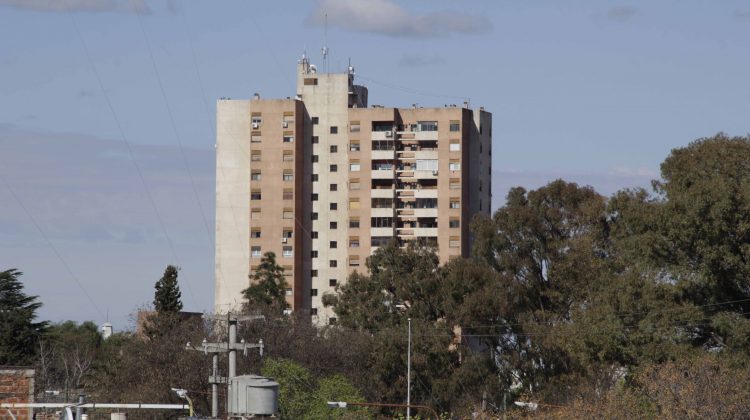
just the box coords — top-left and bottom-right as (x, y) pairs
(0, 368), (35, 420)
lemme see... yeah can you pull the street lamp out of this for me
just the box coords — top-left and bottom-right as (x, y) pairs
(171, 388), (194, 417)
(327, 401), (439, 419)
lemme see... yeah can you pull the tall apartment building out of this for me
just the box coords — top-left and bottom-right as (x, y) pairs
(215, 56), (492, 324)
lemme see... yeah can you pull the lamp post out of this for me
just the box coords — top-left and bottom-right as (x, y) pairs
(171, 388), (194, 417)
(407, 318), (412, 420)
(327, 401), (439, 420)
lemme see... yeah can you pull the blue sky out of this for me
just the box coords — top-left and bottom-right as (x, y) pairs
(1, 0), (749, 329)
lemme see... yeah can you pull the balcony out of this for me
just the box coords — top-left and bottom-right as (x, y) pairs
(414, 150), (439, 160)
(371, 150), (395, 160)
(371, 169), (394, 179)
(414, 170), (438, 179)
(413, 208), (438, 218)
(413, 227), (439, 237)
(371, 188), (394, 198)
(370, 227), (394, 237)
(372, 207), (394, 217)
(414, 189), (438, 198)
(371, 131), (394, 141)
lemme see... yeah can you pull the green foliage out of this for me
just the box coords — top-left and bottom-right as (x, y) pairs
(146, 265), (184, 338)
(37, 321), (103, 399)
(153, 265), (183, 313)
(261, 358), (369, 419)
(243, 252), (289, 313)
(0, 268), (47, 365)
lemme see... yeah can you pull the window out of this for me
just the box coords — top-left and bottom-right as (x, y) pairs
(312, 193), (318, 201)
(372, 198), (393, 208)
(283, 151), (294, 161)
(350, 162), (361, 172)
(285, 288), (293, 296)
(349, 141), (360, 152)
(283, 170), (293, 181)
(349, 198), (360, 210)
(349, 256), (360, 267)
(251, 171), (262, 181)
(312, 212), (318, 221)
(251, 150), (261, 161)
(329, 279), (337, 287)
(251, 190), (261, 200)
(312, 174), (319, 182)
(283, 135), (294, 143)
(350, 122), (360, 132)
(283, 208), (294, 219)
(329, 260), (337, 268)
(282, 246), (293, 257)
(449, 218), (460, 228)
(349, 217), (360, 228)
(450, 178), (460, 189)
(312, 269), (318, 277)
(304, 77), (318, 85)
(250, 228), (261, 238)
(283, 188), (293, 200)
(349, 179), (360, 190)
(312, 117), (319, 125)
(311, 288), (318, 297)
(330, 241), (337, 248)
(311, 250), (318, 258)
(349, 237), (360, 248)
(330, 145), (338, 153)
(330, 164), (338, 172)
(329, 317), (337, 325)
(251, 246), (261, 258)
(371, 217), (393, 228)
(449, 120), (460, 132)
(330, 183), (338, 191)
(283, 229), (293, 238)
(450, 139), (460, 151)
(449, 236), (460, 248)
(417, 121), (438, 131)
(330, 221), (338, 229)
(251, 208), (261, 220)
(312, 136), (319, 144)
(312, 231), (318, 239)
(416, 159), (438, 171)
(330, 202), (338, 211)
(251, 115), (262, 126)
(330, 126), (338, 134)
(251, 133), (261, 143)
(311, 308), (318, 316)
(312, 155), (318, 163)
(450, 199), (460, 209)
(449, 161), (461, 171)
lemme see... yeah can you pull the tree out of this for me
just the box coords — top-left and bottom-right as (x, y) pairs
(261, 358), (369, 419)
(146, 265), (184, 338)
(154, 265), (182, 313)
(0, 269), (47, 365)
(243, 252), (288, 313)
(37, 321), (102, 400)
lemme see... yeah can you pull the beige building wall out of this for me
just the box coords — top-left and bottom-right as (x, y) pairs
(215, 99), (251, 313)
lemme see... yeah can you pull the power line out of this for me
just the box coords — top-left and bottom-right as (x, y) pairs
(66, 5), (196, 308)
(1, 178), (105, 320)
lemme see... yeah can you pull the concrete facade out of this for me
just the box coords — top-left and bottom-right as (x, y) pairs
(215, 57), (491, 324)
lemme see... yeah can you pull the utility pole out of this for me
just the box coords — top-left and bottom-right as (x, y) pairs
(186, 312), (264, 418)
(407, 318), (412, 420)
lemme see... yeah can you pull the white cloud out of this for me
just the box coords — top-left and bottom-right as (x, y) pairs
(307, 0), (492, 38)
(0, 0), (150, 14)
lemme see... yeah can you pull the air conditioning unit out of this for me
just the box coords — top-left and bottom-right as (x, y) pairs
(432, 170), (439, 176)
(252, 122), (260, 129)
(282, 121), (289, 128)
(385, 131), (393, 137)
(281, 237), (288, 243)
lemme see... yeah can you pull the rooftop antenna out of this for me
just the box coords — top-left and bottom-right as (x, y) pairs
(321, 13), (329, 73)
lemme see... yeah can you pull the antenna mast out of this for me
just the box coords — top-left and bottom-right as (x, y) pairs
(322, 13), (329, 73)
